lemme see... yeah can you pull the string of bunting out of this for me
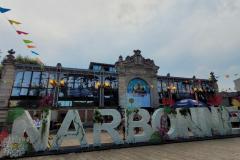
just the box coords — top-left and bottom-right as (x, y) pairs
(0, 6), (39, 56)
(215, 73), (239, 79)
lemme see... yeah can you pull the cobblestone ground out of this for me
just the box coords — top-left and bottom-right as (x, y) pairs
(21, 138), (240, 160)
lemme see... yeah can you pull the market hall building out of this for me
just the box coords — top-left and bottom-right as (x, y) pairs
(0, 49), (218, 125)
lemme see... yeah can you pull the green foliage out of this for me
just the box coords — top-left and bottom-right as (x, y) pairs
(126, 108), (139, 117)
(179, 108), (190, 117)
(149, 131), (163, 143)
(164, 106), (177, 115)
(93, 109), (104, 123)
(7, 107), (25, 124)
(15, 55), (42, 65)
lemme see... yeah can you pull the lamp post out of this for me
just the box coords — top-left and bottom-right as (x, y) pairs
(95, 69), (111, 107)
(166, 73), (176, 106)
(167, 85), (177, 106)
(50, 63), (64, 107)
(192, 76), (203, 104)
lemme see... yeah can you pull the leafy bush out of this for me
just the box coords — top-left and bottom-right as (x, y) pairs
(93, 109), (103, 123)
(7, 107), (24, 124)
(179, 108), (191, 117)
(149, 131), (163, 143)
(16, 55), (42, 65)
(164, 106), (177, 115)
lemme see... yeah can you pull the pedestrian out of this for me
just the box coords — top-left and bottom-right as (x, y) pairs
(33, 114), (41, 129)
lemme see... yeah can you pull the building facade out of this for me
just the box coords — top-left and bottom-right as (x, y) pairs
(0, 50), (218, 124)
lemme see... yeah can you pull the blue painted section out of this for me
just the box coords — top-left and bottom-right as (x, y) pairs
(126, 78), (151, 108)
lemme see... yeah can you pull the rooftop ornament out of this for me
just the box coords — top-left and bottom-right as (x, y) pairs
(2, 49), (16, 64)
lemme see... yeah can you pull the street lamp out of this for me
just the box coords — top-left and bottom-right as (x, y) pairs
(166, 73), (176, 106)
(95, 75), (111, 107)
(167, 85), (177, 106)
(50, 63), (64, 107)
(192, 76), (204, 103)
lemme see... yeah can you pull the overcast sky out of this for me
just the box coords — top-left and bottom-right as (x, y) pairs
(0, 0), (240, 91)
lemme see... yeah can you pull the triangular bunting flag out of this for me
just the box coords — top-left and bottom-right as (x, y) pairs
(31, 51), (39, 55)
(8, 20), (21, 25)
(16, 30), (29, 35)
(0, 7), (11, 13)
(27, 45), (36, 48)
(23, 40), (33, 44)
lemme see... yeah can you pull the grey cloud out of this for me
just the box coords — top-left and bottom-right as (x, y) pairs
(0, 0), (240, 90)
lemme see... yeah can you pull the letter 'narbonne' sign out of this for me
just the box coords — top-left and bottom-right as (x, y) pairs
(11, 107), (232, 151)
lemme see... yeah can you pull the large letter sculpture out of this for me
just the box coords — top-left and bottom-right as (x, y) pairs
(93, 109), (123, 146)
(190, 107), (213, 137)
(126, 109), (153, 143)
(211, 106), (232, 135)
(12, 110), (51, 151)
(52, 110), (88, 149)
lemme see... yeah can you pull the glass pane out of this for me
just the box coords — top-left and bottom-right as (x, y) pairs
(185, 84), (190, 93)
(157, 80), (162, 92)
(49, 73), (56, 80)
(174, 82), (178, 93)
(29, 89), (39, 96)
(162, 80), (168, 91)
(68, 76), (74, 88)
(11, 88), (21, 96)
(93, 65), (101, 71)
(31, 72), (41, 88)
(39, 89), (47, 96)
(47, 89), (54, 96)
(82, 78), (87, 88)
(178, 82), (185, 93)
(22, 71), (32, 87)
(41, 72), (49, 88)
(13, 72), (23, 87)
(20, 88), (28, 96)
(110, 67), (116, 72)
(74, 77), (81, 88)
(111, 80), (117, 89)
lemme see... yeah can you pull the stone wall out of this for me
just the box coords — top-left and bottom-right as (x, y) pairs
(0, 52), (16, 124)
(0, 53), (16, 108)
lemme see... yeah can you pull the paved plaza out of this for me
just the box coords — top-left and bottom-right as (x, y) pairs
(21, 137), (240, 160)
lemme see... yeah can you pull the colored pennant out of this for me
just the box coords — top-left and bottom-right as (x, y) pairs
(31, 51), (39, 55)
(0, 7), (11, 13)
(16, 30), (29, 35)
(23, 39), (33, 44)
(8, 19), (21, 25)
(27, 45), (36, 48)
